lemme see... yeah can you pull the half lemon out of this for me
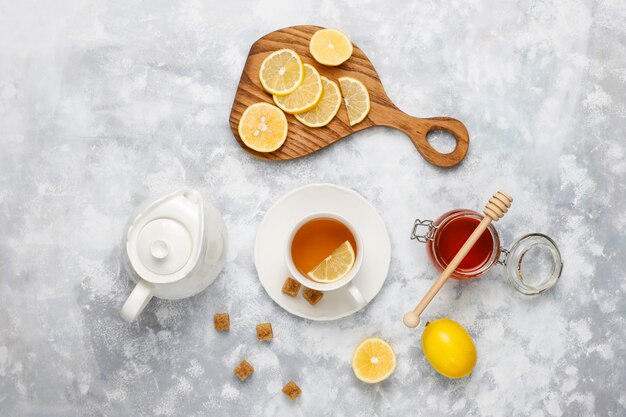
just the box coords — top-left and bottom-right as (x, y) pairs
(352, 337), (397, 384)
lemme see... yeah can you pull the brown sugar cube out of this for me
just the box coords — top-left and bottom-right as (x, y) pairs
(302, 288), (324, 305)
(281, 277), (301, 297)
(256, 322), (273, 342)
(282, 380), (301, 400)
(234, 360), (254, 382)
(213, 313), (230, 331)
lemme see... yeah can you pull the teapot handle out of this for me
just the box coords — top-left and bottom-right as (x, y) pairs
(121, 280), (154, 321)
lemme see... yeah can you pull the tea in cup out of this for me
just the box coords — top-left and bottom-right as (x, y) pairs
(285, 212), (366, 305)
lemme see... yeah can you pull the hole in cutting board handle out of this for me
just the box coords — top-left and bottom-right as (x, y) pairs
(426, 130), (457, 155)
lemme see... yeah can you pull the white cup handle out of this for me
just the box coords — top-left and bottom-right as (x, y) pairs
(346, 281), (367, 307)
(121, 280), (154, 321)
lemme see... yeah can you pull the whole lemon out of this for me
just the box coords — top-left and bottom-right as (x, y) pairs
(421, 318), (477, 378)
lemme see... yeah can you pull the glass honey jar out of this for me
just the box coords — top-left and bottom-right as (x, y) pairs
(411, 209), (563, 294)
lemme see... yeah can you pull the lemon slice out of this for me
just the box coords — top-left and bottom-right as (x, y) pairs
(338, 77), (370, 126)
(295, 77), (341, 128)
(352, 337), (397, 384)
(309, 29), (353, 66)
(259, 49), (304, 96)
(238, 102), (288, 152)
(307, 240), (355, 283)
(272, 64), (323, 114)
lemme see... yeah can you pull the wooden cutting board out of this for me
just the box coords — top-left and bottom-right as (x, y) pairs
(229, 25), (470, 167)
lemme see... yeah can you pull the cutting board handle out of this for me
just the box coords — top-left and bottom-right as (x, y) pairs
(371, 105), (470, 168)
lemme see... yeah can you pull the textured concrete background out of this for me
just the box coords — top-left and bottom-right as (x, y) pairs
(1, 0), (625, 416)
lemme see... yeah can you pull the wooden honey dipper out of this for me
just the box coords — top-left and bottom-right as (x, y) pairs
(403, 191), (513, 328)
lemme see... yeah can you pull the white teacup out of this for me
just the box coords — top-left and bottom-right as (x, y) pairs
(285, 212), (366, 305)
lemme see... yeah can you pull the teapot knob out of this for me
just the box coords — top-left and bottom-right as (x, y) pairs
(150, 239), (169, 259)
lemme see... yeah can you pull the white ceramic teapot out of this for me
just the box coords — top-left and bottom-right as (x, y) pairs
(120, 188), (227, 321)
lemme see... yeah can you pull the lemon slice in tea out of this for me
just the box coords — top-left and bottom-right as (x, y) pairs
(307, 240), (355, 283)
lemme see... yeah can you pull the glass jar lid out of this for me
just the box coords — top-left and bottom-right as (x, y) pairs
(504, 233), (563, 295)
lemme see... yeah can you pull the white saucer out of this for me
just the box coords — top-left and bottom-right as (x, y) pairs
(254, 183), (391, 321)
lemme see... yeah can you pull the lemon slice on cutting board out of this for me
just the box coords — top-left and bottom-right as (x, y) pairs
(307, 240), (355, 283)
(352, 337), (397, 384)
(338, 77), (370, 126)
(310, 29), (353, 66)
(273, 64), (323, 114)
(295, 76), (341, 128)
(259, 49), (304, 96)
(238, 102), (288, 152)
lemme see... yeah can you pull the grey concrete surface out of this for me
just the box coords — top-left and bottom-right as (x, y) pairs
(0, 0), (624, 415)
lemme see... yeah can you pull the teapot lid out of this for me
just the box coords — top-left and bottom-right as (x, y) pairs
(136, 218), (192, 275)
(126, 189), (204, 284)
